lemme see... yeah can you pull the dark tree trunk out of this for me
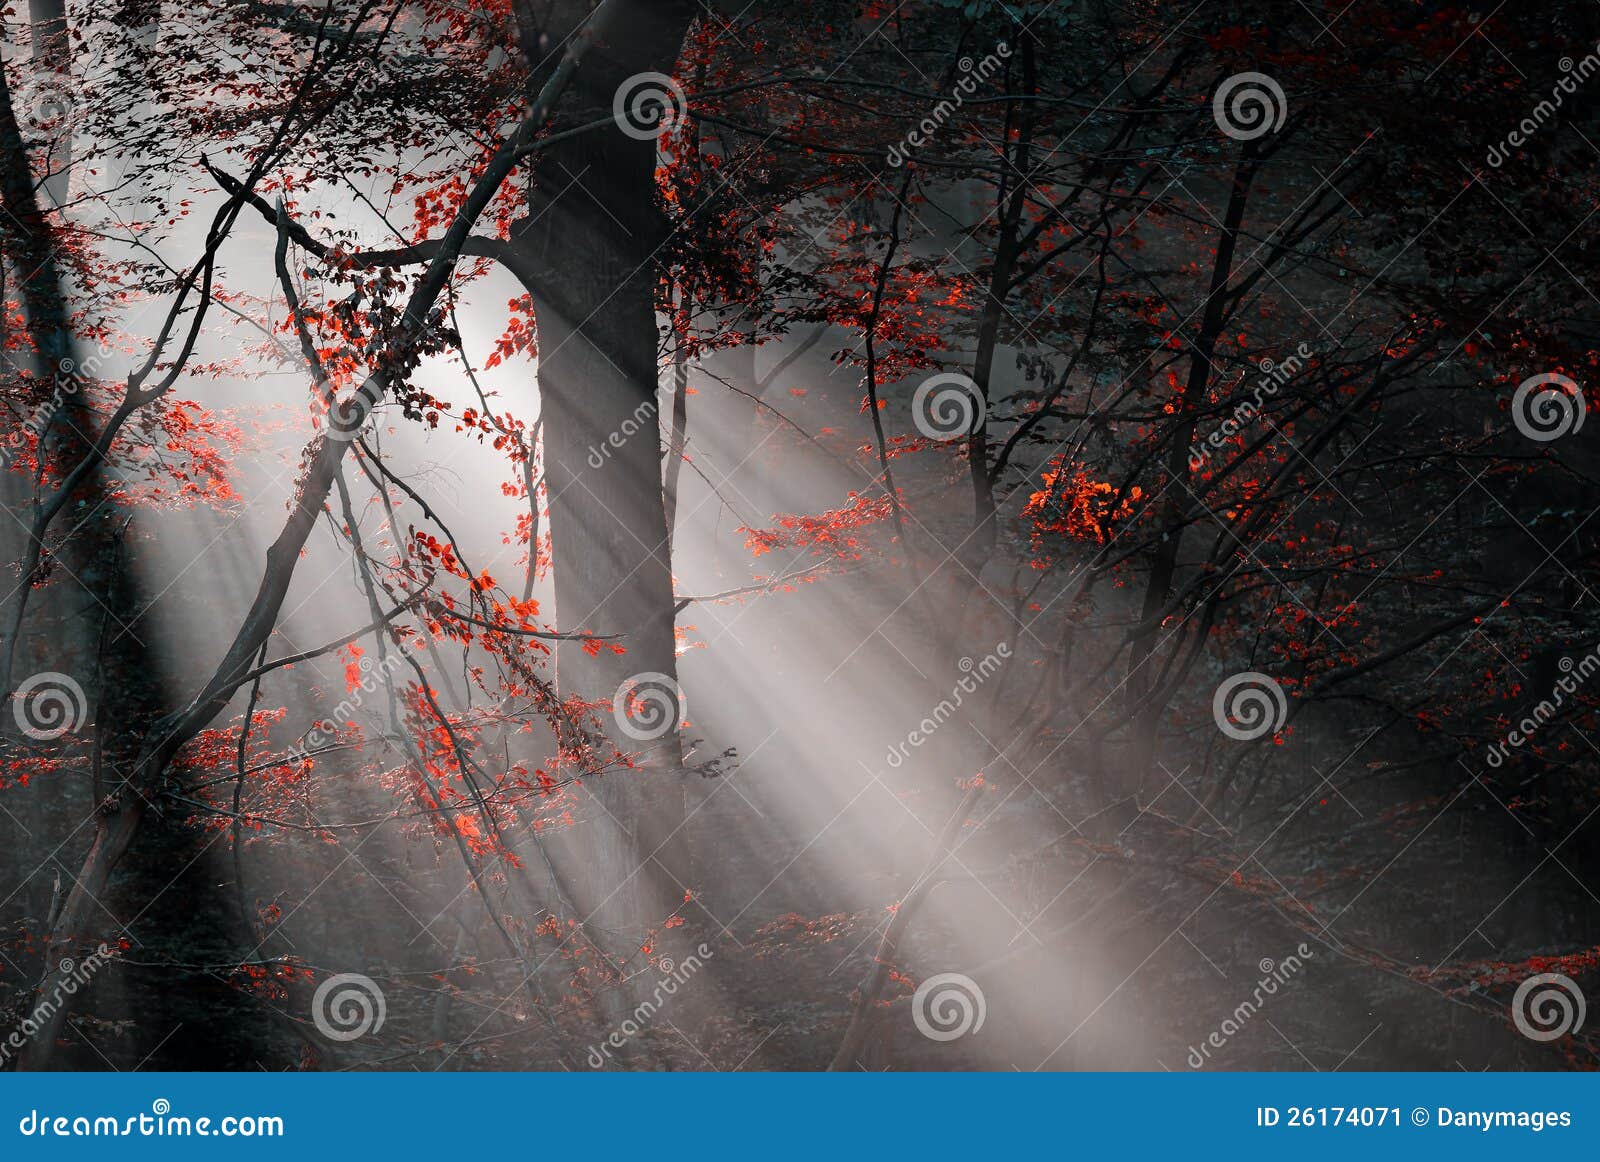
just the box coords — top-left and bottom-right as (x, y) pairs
(516, 0), (697, 968)
(27, 0), (72, 207)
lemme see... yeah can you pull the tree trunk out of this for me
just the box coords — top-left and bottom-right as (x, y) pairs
(1123, 152), (1259, 799)
(27, 0), (71, 207)
(518, 0), (697, 969)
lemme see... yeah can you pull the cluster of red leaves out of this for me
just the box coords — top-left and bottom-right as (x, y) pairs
(1021, 459), (1143, 565)
(742, 491), (896, 559)
(230, 958), (314, 1003)
(484, 294), (536, 369)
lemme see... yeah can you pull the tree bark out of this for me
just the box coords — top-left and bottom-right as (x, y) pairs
(516, 0), (696, 964)
(27, 0), (71, 207)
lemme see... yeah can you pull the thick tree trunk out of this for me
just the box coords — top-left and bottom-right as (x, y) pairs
(518, 0), (696, 968)
(2, 46), (167, 1072)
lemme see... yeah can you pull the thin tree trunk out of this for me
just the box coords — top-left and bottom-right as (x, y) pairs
(27, 0), (71, 207)
(1123, 152), (1259, 798)
(959, 37), (1034, 581)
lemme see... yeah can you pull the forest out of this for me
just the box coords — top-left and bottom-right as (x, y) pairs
(0, 0), (1597, 1072)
